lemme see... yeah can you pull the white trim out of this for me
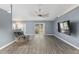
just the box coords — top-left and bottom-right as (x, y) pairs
(34, 23), (45, 34)
(25, 34), (54, 35)
(25, 34), (35, 35)
(45, 34), (54, 35)
(14, 34), (79, 49)
(54, 34), (79, 50)
(0, 40), (16, 50)
(1, 34), (78, 50)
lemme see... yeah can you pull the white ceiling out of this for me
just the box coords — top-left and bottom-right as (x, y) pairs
(0, 4), (78, 21)
(1, 4), (78, 21)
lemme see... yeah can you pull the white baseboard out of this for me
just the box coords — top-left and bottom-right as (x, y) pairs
(25, 34), (35, 35)
(1, 34), (78, 50)
(0, 40), (15, 50)
(54, 34), (79, 50)
(45, 34), (54, 35)
(25, 34), (54, 35)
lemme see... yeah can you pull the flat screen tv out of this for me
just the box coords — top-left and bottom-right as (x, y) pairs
(58, 21), (71, 35)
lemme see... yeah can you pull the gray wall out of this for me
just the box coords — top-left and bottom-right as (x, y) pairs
(13, 21), (54, 34)
(53, 6), (79, 47)
(25, 21), (54, 34)
(0, 8), (13, 47)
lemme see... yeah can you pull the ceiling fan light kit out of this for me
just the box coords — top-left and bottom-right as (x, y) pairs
(32, 5), (49, 18)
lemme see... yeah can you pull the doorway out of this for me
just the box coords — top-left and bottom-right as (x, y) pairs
(34, 23), (45, 35)
(12, 22), (26, 35)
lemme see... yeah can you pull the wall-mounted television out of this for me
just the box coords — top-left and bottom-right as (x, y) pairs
(58, 20), (71, 35)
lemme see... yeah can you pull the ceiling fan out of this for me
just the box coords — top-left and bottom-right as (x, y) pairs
(32, 5), (49, 18)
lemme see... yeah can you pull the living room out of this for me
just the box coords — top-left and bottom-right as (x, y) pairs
(0, 4), (79, 54)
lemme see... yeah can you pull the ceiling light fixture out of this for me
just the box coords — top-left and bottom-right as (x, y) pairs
(33, 5), (49, 18)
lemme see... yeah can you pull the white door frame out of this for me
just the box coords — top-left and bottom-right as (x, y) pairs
(34, 23), (45, 35)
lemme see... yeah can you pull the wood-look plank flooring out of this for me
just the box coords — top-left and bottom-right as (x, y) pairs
(0, 35), (79, 54)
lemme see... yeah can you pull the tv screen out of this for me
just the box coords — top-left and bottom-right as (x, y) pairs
(58, 21), (71, 35)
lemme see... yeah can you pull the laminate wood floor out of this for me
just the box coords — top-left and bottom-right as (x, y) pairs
(0, 35), (79, 54)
